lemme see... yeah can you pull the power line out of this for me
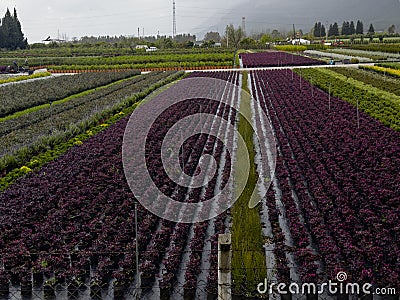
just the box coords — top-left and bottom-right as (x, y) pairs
(178, 5), (235, 11)
(23, 7), (170, 23)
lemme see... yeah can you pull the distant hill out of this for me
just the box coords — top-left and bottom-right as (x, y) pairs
(195, 0), (400, 38)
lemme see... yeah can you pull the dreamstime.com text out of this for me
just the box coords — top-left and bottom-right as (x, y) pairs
(257, 272), (397, 296)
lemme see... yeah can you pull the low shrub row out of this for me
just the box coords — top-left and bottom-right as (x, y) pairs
(0, 71), (185, 189)
(331, 67), (400, 96)
(360, 65), (400, 78)
(295, 67), (400, 131)
(0, 71), (51, 84)
(0, 70), (140, 118)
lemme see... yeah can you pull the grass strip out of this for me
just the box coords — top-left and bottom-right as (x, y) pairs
(231, 71), (266, 295)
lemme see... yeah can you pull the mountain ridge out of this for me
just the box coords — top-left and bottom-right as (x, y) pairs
(195, 0), (400, 38)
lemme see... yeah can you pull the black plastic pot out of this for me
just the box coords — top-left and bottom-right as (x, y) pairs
(113, 284), (125, 299)
(32, 272), (43, 285)
(140, 274), (155, 293)
(183, 288), (196, 300)
(43, 283), (56, 299)
(90, 283), (102, 299)
(0, 284), (9, 297)
(160, 285), (172, 300)
(21, 282), (33, 297)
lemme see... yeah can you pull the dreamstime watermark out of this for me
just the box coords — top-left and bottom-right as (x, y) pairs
(122, 76), (276, 223)
(257, 272), (397, 296)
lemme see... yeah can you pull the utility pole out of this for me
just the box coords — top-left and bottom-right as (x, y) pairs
(134, 202), (140, 300)
(49, 99), (53, 133)
(293, 24), (296, 42)
(325, 21), (328, 41)
(311, 77), (314, 97)
(328, 83), (331, 110)
(356, 97), (360, 129)
(218, 234), (232, 300)
(172, 0), (177, 38)
(299, 68), (302, 90)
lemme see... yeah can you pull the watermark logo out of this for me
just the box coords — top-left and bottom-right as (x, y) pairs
(122, 76), (276, 223)
(336, 271), (347, 282)
(257, 272), (397, 296)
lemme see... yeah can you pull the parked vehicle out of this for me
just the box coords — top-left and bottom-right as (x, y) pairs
(0, 61), (33, 75)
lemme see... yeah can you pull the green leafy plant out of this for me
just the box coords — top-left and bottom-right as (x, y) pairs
(294, 67), (400, 131)
(0, 72), (51, 84)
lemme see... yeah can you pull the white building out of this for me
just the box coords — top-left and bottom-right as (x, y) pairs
(291, 38), (311, 45)
(135, 45), (149, 50)
(146, 47), (158, 52)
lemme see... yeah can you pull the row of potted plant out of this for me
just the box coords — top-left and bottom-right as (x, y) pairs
(250, 69), (399, 289)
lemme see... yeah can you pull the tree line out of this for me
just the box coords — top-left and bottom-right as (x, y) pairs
(314, 20), (396, 38)
(313, 20), (366, 37)
(0, 8), (27, 50)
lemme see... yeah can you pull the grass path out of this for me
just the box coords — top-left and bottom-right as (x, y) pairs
(231, 71), (266, 295)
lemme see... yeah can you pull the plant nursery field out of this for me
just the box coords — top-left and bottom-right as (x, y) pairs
(0, 49), (235, 72)
(0, 53), (399, 300)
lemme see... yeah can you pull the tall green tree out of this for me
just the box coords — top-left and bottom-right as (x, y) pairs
(11, 8), (27, 49)
(313, 22), (320, 37)
(0, 18), (4, 48)
(349, 21), (355, 35)
(0, 8), (27, 50)
(314, 22), (325, 37)
(204, 31), (221, 43)
(260, 33), (272, 44)
(356, 20), (364, 34)
(368, 23), (375, 36)
(240, 37), (256, 48)
(271, 29), (282, 41)
(341, 21), (349, 35)
(1, 9), (13, 49)
(332, 22), (339, 36)
(225, 24), (244, 49)
(388, 24), (396, 34)
(328, 24), (333, 37)
(328, 22), (339, 37)
(155, 37), (174, 49)
(225, 24), (244, 67)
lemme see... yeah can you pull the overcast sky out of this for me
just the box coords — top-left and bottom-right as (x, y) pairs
(2, 0), (399, 43)
(1, 0), (246, 43)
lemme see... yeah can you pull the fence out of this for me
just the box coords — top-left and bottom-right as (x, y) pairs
(0, 249), (398, 300)
(0, 279), (398, 300)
